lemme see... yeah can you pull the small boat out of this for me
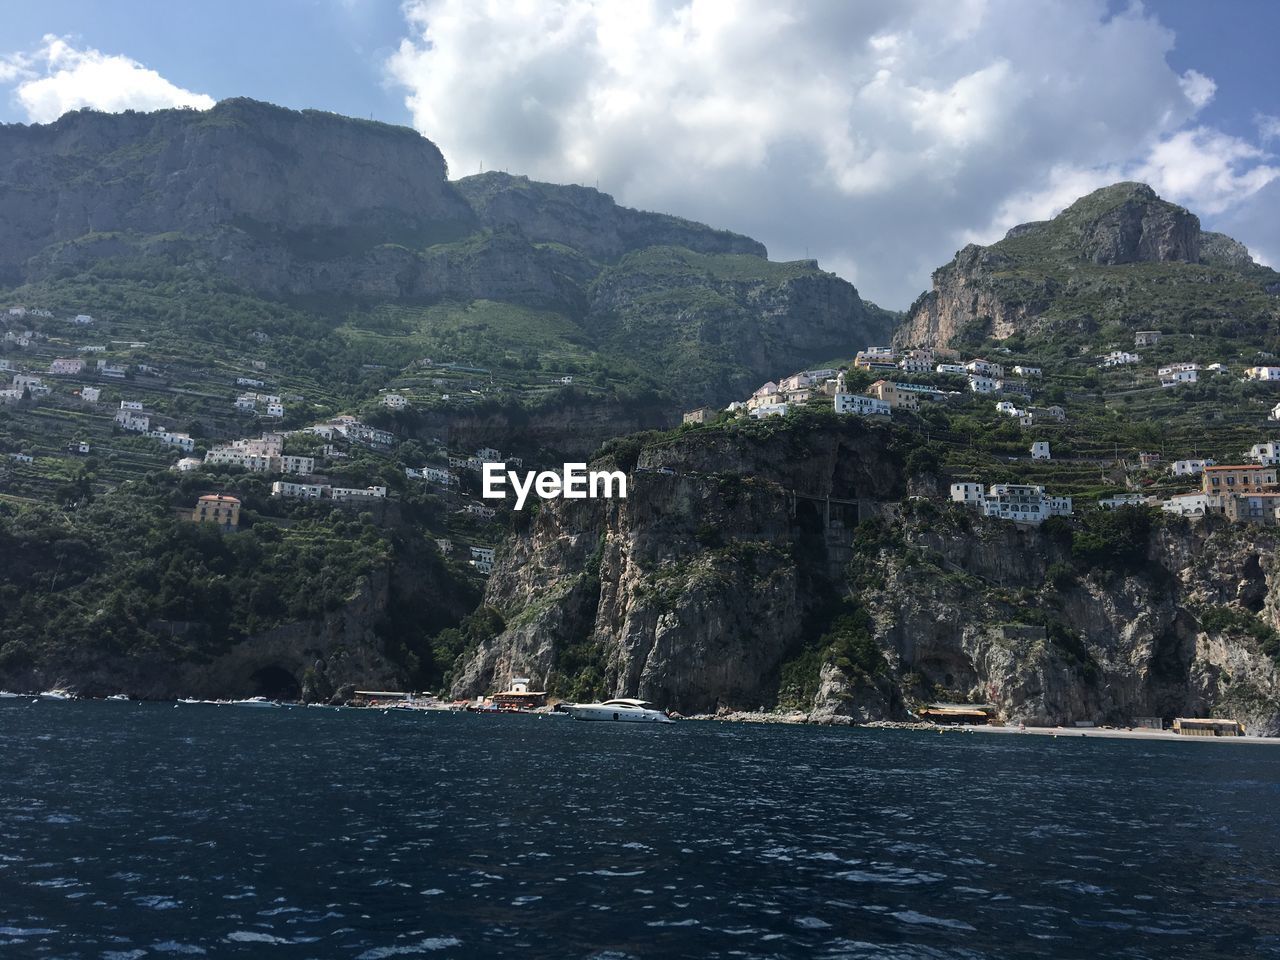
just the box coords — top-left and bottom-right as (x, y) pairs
(563, 698), (674, 723)
(0, 690), (22, 699)
(106, 694), (129, 701)
(230, 697), (281, 708)
(39, 689), (75, 701)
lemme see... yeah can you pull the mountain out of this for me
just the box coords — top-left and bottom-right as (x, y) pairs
(0, 99), (895, 417)
(896, 182), (1280, 352)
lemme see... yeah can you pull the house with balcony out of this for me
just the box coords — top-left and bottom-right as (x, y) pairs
(1202, 464), (1279, 495)
(1245, 366), (1280, 381)
(1012, 365), (1042, 377)
(834, 392), (890, 417)
(952, 482), (1073, 524)
(867, 380), (919, 411)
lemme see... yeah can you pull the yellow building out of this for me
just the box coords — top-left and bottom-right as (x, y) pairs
(1201, 465), (1278, 496)
(867, 380), (920, 411)
(192, 494), (241, 531)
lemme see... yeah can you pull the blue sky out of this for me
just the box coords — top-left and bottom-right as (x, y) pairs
(1, 1), (1277, 308)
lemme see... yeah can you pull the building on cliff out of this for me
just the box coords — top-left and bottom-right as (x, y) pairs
(866, 380), (919, 411)
(950, 482), (1073, 524)
(834, 393), (890, 417)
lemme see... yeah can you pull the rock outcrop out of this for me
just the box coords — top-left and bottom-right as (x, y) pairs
(451, 417), (1280, 733)
(894, 182), (1276, 350)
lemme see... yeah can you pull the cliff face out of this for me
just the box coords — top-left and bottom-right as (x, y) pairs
(894, 182), (1276, 350)
(455, 172), (767, 260)
(451, 418), (1280, 732)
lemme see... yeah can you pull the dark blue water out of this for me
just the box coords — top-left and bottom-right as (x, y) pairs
(2, 702), (1279, 959)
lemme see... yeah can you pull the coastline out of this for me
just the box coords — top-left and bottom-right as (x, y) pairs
(684, 710), (1280, 744)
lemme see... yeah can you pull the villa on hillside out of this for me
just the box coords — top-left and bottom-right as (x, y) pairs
(1245, 366), (1280, 381)
(867, 380), (918, 411)
(683, 406), (715, 424)
(192, 494), (240, 531)
(1158, 363), (1199, 387)
(1202, 464), (1278, 495)
(950, 482), (1073, 524)
(1171, 458), (1214, 476)
(834, 392), (890, 418)
(1101, 351), (1141, 367)
(1135, 330), (1162, 347)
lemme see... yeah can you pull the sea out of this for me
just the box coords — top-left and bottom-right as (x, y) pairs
(2, 700), (1279, 959)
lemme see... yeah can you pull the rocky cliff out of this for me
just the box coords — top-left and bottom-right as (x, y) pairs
(895, 182), (1279, 350)
(451, 415), (1280, 733)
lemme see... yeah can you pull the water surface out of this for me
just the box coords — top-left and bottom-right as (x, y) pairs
(2, 701), (1279, 958)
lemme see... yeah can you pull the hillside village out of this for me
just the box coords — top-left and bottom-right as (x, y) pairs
(0, 303), (520, 580)
(683, 331), (1280, 529)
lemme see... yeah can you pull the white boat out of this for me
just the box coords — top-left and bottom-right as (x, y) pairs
(0, 690), (22, 699)
(106, 694), (129, 701)
(563, 698), (673, 723)
(39, 689), (75, 701)
(231, 697), (281, 708)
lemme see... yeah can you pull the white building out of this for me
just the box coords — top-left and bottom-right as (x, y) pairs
(383, 394), (408, 410)
(0, 389), (24, 404)
(120, 399), (144, 410)
(235, 396), (257, 412)
(1161, 493), (1222, 517)
(330, 485), (388, 501)
(1171, 459), (1214, 477)
(97, 362), (127, 378)
(967, 375), (998, 394)
(464, 502), (497, 520)
(1158, 363), (1199, 387)
(78, 345), (106, 353)
(12, 374), (43, 391)
(1245, 366), (1280, 381)
(750, 402), (790, 419)
(1030, 441), (1051, 460)
(72, 314), (94, 325)
(936, 363), (968, 375)
(965, 359), (1005, 379)
(435, 538), (452, 554)
(114, 410), (150, 433)
(476, 447), (501, 462)
(149, 430), (195, 453)
(949, 482), (986, 506)
(271, 481), (328, 499)
(470, 546), (496, 564)
(833, 393), (890, 417)
(80, 386), (100, 403)
(1101, 351), (1141, 367)
(1247, 442), (1280, 466)
(1012, 365), (1042, 378)
(280, 455), (315, 475)
(174, 457), (202, 472)
(995, 401), (1021, 416)
(236, 377), (266, 388)
(48, 358), (85, 375)
(976, 483), (1073, 524)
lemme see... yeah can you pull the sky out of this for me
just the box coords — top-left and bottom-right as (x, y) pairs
(1, 0), (1278, 310)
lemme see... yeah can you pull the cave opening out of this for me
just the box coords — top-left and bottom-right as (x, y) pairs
(249, 665), (301, 701)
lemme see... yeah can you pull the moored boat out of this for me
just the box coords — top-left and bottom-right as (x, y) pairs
(563, 698), (673, 723)
(231, 696), (282, 708)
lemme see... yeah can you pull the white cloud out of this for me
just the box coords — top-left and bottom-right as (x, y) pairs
(4, 35), (214, 124)
(387, 0), (1280, 308)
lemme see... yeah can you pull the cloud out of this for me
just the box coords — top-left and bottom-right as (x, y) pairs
(3, 35), (214, 124)
(387, 0), (1279, 308)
